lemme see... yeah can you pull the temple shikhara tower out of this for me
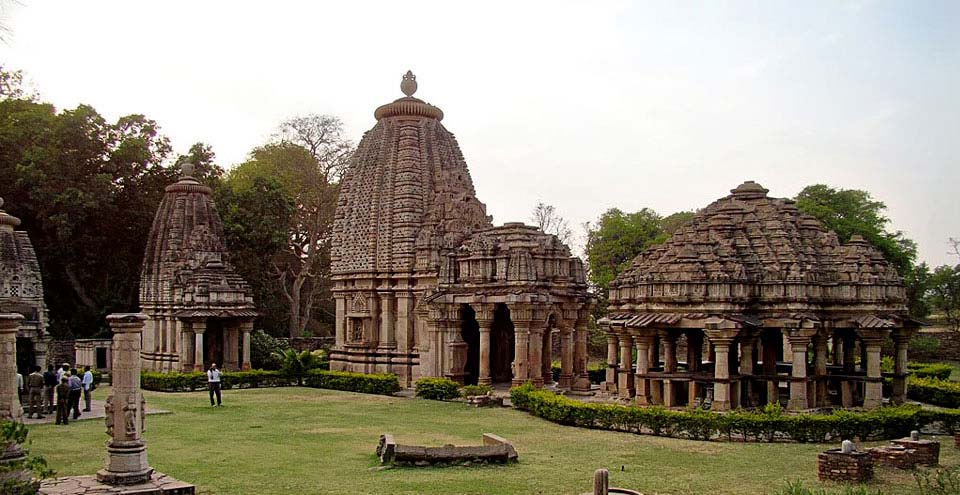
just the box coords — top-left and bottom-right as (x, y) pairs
(330, 72), (593, 388)
(0, 197), (48, 370)
(600, 181), (919, 410)
(139, 164), (256, 372)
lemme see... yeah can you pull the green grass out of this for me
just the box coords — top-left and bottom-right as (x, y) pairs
(24, 387), (959, 495)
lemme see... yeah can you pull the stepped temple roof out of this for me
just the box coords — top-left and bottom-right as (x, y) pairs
(0, 197), (47, 326)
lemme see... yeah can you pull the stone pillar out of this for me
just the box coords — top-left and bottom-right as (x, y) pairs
(661, 331), (677, 407)
(541, 330), (553, 386)
(378, 292), (395, 349)
(603, 331), (619, 393)
(762, 330), (779, 404)
(711, 337), (733, 411)
(891, 331), (911, 405)
(687, 331), (703, 407)
(618, 333), (635, 398)
(241, 321), (253, 371)
(529, 328), (544, 388)
(334, 295), (346, 348)
(477, 319), (492, 386)
(558, 327), (574, 389)
(841, 333), (856, 408)
(192, 321), (206, 371)
(0, 313), (23, 422)
(634, 334), (653, 406)
(739, 334), (756, 408)
(97, 313), (153, 485)
(814, 334), (829, 407)
(787, 333), (812, 411)
(573, 324), (592, 392)
(861, 336), (884, 409)
(511, 328), (530, 387)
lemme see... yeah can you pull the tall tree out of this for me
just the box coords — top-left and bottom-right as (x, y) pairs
(929, 264), (960, 331)
(531, 202), (572, 245)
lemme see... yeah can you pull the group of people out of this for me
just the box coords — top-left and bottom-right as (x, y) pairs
(18, 363), (94, 424)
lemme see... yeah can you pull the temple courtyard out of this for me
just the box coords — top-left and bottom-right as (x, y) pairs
(26, 386), (958, 495)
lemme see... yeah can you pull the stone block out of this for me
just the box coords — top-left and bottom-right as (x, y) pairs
(891, 438), (940, 466)
(868, 445), (919, 470)
(817, 449), (873, 482)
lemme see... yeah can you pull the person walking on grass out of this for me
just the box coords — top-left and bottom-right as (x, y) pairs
(26, 365), (44, 419)
(68, 369), (83, 420)
(43, 364), (57, 414)
(82, 365), (94, 412)
(207, 363), (222, 407)
(55, 377), (70, 425)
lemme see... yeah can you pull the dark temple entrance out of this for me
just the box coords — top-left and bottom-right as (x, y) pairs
(203, 319), (225, 368)
(460, 305), (480, 385)
(490, 303), (515, 383)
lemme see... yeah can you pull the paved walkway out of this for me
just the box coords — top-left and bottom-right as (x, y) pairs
(21, 397), (168, 426)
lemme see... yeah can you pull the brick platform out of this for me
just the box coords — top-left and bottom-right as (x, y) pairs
(817, 449), (874, 482)
(868, 445), (919, 470)
(39, 472), (195, 495)
(891, 438), (940, 466)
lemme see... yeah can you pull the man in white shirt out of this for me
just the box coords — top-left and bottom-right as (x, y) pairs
(81, 366), (94, 412)
(207, 363), (222, 407)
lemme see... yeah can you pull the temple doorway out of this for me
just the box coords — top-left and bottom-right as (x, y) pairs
(460, 304), (480, 385)
(204, 319), (225, 368)
(490, 303), (515, 383)
(16, 337), (34, 375)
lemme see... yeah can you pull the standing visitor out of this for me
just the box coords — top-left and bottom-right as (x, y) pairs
(207, 363), (222, 407)
(56, 363), (69, 384)
(16, 371), (24, 408)
(81, 366), (94, 412)
(67, 369), (83, 419)
(55, 377), (70, 425)
(26, 366), (44, 419)
(43, 364), (57, 414)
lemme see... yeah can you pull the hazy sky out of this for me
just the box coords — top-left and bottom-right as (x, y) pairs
(2, 1), (957, 266)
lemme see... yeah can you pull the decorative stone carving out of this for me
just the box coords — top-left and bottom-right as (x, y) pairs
(0, 198), (49, 368)
(0, 313), (23, 422)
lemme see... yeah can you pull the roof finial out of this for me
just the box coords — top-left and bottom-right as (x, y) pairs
(401, 70), (417, 97)
(180, 162), (196, 178)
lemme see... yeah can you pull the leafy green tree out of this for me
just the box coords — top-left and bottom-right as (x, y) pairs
(929, 265), (960, 331)
(584, 208), (693, 293)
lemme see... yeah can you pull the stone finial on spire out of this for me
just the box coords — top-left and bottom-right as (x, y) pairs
(401, 70), (417, 97)
(180, 162), (196, 178)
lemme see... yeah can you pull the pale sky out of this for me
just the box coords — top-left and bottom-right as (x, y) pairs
(1, 1), (958, 266)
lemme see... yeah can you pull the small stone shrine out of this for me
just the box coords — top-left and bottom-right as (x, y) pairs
(329, 72), (593, 388)
(600, 181), (919, 410)
(39, 313), (195, 495)
(139, 164), (256, 372)
(0, 197), (49, 370)
(818, 440), (874, 482)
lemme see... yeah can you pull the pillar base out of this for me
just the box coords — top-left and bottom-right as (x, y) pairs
(478, 377), (492, 386)
(572, 375), (592, 392)
(241, 362), (251, 371)
(557, 374), (574, 389)
(97, 443), (152, 485)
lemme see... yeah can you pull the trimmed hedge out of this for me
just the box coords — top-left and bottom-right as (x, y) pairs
(141, 369), (400, 396)
(510, 383), (957, 443)
(461, 384), (492, 397)
(909, 362), (953, 381)
(303, 370), (400, 396)
(414, 377), (461, 400)
(909, 376), (960, 408)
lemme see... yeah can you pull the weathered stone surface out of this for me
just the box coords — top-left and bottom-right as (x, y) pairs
(0, 313), (23, 422)
(39, 472), (195, 494)
(377, 433), (517, 466)
(139, 166), (255, 372)
(0, 197), (49, 368)
(868, 444), (920, 470)
(890, 437), (940, 466)
(817, 449), (874, 482)
(329, 73), (592, 389)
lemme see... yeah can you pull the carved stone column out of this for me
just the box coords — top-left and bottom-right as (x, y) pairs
(241, 321), (253, 371)
(660, 331), (677, 407)
(813, 333), (829, 407)
(378, 291), (396, 349)
(529, 327), (544, 388)
(633, 333), (654, 406)
(890, 330), (912, 405)
(738, 331), (757, 408)
(711, 337), (734, 412)
(603, 330), (619, 393)
(192, 320), (206, 372)
(511, 328), (530, 387)
(558, 327), (574, 389)
(787, 331), (814, 411)
(0, 313), (23, 422)
(859, 332), (884, 409)
(97, 313), (152, 485)
(572, 323), (592, 392)
(618, 333), (635, 398)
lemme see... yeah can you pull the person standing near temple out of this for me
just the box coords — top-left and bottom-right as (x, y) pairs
(67, 369), (83, 420)
(56, 363), (68, 384)
(207, 363), (222, 407)
(26, 366), (45, 419)
(55, 376), (70, 425)
(16, 371), (24, 409)
(43, 364), (57, 414)
(81, 365), (94, 412)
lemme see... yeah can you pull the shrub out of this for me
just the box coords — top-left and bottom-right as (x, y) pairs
(911, 335), (942, 361)
(251, 329), (290, 370)
(141, 370), (292, 392)
(914, 466), (960, 495)
(776, 479), (881, 495)
(414, 377), (461, 400)
(461, 384), (492, 397)
(303, 370), (400, 395)
(273, 349), (324, 385)
(510, 384), (939, 443)
(0, 420), (53, 494)
(909, 377), (960, 408)
(910, 362), (954, 381)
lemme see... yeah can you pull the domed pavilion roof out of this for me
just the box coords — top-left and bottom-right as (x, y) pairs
(331, 71), (493, 277)
(139, 164), (253, 312)
(609, 181), (906, 313)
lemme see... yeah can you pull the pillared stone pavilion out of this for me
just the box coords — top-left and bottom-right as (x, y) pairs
(329, 72), (593, 388)
(138, 164), (255, 372)
(600, 181), (919, 410)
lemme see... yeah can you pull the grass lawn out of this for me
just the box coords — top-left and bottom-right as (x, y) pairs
(25, 387), (958, 495)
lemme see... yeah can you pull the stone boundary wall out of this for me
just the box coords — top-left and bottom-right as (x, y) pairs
(46, 340), (76, 368)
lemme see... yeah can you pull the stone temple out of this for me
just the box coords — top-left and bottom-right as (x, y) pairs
(329, 72), (593, 389)
(0, 197), (48, 371)
(139, 164), (256, 372)
(600, 181), (919, 410)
